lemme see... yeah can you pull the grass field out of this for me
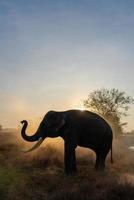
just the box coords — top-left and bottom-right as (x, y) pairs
(0, 130), (134, 200)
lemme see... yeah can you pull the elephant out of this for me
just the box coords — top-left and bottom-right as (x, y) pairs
(21, 109), (113, 175)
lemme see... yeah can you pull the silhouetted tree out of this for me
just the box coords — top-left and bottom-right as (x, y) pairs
(0, 124), (2, 131)
(83, 88), (134, 136)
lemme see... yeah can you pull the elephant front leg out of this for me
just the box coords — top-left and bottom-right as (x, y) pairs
(64, 142), (77, 175)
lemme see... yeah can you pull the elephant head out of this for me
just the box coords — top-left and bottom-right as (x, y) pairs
(21, 111), (65, 152)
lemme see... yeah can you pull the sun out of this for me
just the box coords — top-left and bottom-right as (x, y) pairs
(74, 102), (85, 111)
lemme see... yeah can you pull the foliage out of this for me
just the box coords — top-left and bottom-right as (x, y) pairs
(83, 88), (134, 135)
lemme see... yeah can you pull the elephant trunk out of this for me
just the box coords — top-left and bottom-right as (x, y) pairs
(21, 120), (45, 152)
(21, 120), (41, 142)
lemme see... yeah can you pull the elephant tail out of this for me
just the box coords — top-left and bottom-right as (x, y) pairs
(111, 143), (113, 164)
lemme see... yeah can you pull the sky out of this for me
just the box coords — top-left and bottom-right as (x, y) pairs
(0, 0), (134, 131)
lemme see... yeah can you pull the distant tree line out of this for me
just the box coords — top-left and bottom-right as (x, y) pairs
(83, 88), (134, 137)
(0, 124), (2, 131)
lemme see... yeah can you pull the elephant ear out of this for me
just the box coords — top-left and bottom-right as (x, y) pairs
(56, 119), (65, 131)
(55, 115), (65, 131)
(47, 111), (66, 131)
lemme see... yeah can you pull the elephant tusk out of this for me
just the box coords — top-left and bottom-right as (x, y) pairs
(22, 137), (44, 153)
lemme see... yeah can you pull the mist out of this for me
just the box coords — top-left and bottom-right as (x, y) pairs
(0, 126), (134, 199)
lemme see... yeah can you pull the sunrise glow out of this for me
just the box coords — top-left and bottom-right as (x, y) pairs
(0, 1), (134, 132)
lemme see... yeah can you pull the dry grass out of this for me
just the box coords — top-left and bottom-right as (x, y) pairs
(0, 130), (134, 200)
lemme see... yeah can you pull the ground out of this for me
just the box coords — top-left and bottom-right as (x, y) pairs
(0, 130), (134, 200)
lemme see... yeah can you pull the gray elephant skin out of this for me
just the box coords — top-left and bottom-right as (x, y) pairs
(21, 109), (113, 175)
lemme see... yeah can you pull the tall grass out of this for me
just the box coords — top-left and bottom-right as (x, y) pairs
(0, 130), (134, 200)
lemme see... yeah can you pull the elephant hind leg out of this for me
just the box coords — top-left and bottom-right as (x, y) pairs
(99, 155), (106, 170)
(95, 151), (101, 170)
(95, 151), (107, 170)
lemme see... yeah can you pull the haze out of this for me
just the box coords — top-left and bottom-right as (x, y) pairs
(0, 0), (134, 130)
